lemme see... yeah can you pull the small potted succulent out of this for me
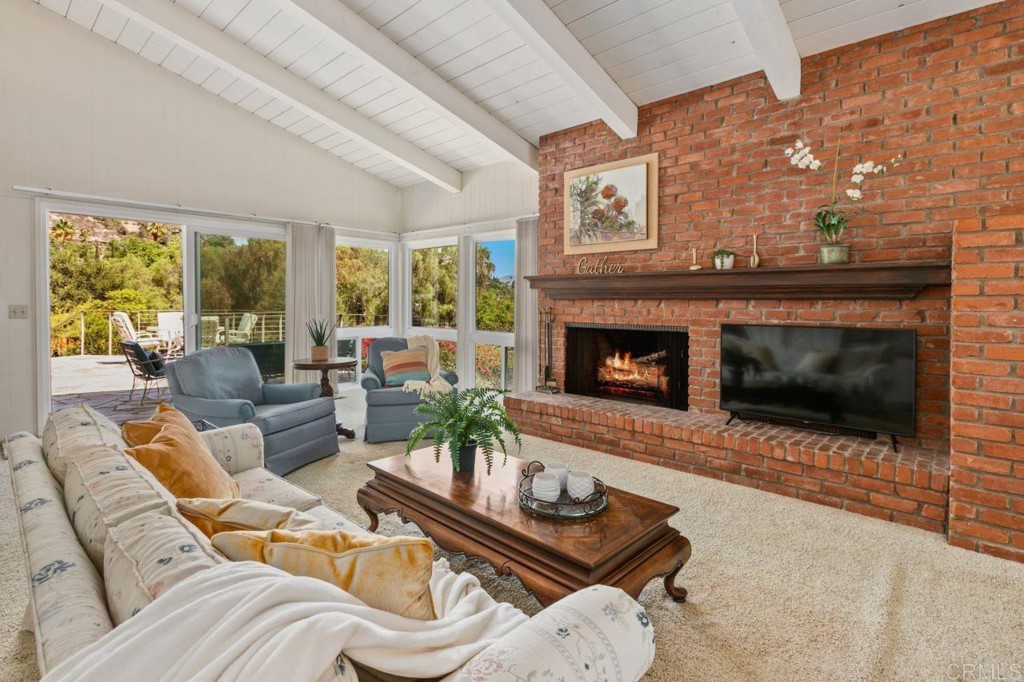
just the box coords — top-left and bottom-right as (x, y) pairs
(712, 248), (736, 270)
(406, 388), (522, 475)
(305, 318), (338, 362)
(784, 140), (901, 264)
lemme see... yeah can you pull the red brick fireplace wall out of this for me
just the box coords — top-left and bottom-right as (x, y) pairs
(528, 1), (1024, 556)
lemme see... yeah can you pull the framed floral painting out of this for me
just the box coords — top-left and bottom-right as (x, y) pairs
(563, 153), (658, 255)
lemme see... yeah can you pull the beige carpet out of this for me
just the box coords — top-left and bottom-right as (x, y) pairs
(3, 390), (1023, 681)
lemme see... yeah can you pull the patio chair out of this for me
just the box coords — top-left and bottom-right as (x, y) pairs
(226, 313), (259, 344)
(165, 346), (339, 475)
(121, 341), (168, 404)
(361, 337), (459, 443)
(112, 311), (161, 351)
(154, 311), (185, 358)
(200, 315), (224, 347)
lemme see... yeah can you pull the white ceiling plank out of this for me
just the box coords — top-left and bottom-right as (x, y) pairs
(223, 1), (279, 43)
(40, 0), (73, 14)
(282, 0), (539, 172)
(67, 0), (103, 29)
(98, 0), (464, 191)
(92, 4), (128, 40)
(116, 18), (153, 52)
(731, 0), (802, 100)
(200, 0), (249, 31)
(786, 0), (1004, 56)
(488, 0), (639, 138)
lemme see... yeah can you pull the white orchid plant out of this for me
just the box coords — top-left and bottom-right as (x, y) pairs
(784, 140), (901, 245)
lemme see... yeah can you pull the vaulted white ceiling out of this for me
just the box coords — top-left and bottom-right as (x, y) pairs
(32, 0), (1002, 191)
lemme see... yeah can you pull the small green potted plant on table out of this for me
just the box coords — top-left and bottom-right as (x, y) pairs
(305, 318), (337, 361)
(405, 388), (522, 475)
(784, 140), (901, 264)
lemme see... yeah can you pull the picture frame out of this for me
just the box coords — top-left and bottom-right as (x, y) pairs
(563, 153), (658, 255)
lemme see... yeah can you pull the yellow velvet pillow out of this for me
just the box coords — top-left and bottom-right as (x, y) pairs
(177, 498), (324, 538)
(212, 529), (436, 620)
(122, 402), (196, 447)
(125, 424), (240, 500)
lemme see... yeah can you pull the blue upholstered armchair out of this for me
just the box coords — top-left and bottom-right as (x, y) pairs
(361, 337), (459, 443)
(166, 347), (339, 475)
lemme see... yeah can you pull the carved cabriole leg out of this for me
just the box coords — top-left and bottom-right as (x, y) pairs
(663, 562), (688, 603)
(361, 505), (379, 532)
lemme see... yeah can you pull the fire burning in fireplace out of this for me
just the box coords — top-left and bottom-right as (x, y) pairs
(597, 349), (670, 401)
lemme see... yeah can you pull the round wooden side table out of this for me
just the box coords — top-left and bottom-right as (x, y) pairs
(292, 356), (358, 439)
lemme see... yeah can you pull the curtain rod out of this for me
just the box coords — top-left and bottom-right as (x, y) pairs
(12, 185), (400, 238)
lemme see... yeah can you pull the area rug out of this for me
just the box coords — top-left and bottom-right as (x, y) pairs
(3, 390), (1023, 681)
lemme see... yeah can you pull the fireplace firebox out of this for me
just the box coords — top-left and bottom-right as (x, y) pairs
(565, 323), (688, 410)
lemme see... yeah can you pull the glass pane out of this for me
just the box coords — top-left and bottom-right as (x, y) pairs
(198, 234), (286, 382)
(439, 340), (458, 374)
(336, 246), (390, 327)
(336, 338), (356, 384)
(475, 343), (514, 390)
(475, 239), (515, 333)
(360, 337), (376, 372)
(411, 245), (457, 328)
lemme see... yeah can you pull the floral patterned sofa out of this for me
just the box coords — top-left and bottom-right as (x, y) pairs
(5, 404), (655, 681)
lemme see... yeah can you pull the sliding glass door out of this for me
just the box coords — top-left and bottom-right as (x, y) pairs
(193, 229), (287, 382)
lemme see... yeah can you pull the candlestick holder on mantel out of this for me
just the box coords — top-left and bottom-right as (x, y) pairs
(536, 306), (560, 394)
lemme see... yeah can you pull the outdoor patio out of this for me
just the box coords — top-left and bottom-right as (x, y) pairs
(51, 355), (170, 423)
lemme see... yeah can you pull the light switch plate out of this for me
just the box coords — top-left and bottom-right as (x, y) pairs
(8, 305), (28, 320)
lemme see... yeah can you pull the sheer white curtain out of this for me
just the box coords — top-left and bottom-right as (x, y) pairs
(512, 217), (539, 393)
(285, 223), (337, 385)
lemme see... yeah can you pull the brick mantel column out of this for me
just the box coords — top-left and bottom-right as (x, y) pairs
(949, 216), (1024, 562)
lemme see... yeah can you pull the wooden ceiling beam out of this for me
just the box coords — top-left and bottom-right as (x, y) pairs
(731, 0), (802, 101)
(284, 0), (539, 174)
(101, 0), (463, 192)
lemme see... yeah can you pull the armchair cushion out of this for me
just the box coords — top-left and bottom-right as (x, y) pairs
(262, 382), (320, 404)
(170, 346), (264, 404)
(364, 387), (426, 407)
(440, 370), (459, 386)
(250, 398), (335, 436)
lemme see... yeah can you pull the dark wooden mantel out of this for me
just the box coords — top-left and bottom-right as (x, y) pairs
(525, 260), (951, 300)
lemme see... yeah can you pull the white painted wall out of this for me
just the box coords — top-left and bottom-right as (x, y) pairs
(0, 0), (402, 436)
(400, 162), (539, 232)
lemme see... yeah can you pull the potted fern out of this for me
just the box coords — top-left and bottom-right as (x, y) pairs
(305, 318), (338, 362)
(405, 388), (522, 475)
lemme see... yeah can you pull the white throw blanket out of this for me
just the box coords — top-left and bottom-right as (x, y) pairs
(43, 560), (527, 682)
(402, 334), (453, 395)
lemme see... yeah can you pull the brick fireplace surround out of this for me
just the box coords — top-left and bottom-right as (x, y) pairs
(506, 0), (1024, 562)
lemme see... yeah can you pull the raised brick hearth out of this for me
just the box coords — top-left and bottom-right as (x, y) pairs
(507, 392), (950, 533)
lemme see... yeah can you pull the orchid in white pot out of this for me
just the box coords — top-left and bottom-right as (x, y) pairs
(784, 140), (901, 264)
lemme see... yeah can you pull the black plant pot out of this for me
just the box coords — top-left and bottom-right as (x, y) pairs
(455, 441), (478, 474)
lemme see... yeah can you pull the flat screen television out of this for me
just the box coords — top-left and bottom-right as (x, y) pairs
(720, 324), (916, 437)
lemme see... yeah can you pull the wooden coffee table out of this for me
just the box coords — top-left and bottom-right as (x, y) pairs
(357, 448), (691, 607)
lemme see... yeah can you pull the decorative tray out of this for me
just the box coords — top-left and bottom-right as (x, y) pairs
(517, 461), (608, 520)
